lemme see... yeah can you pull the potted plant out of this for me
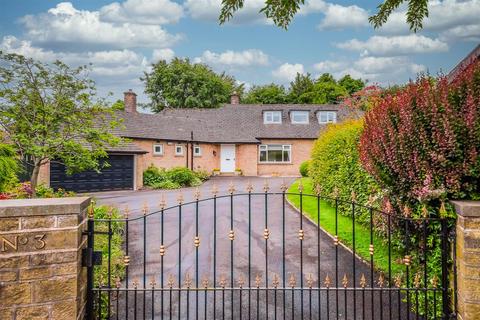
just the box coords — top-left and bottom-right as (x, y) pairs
(212, 168), (220, 176)
(234, 168), (243, 176)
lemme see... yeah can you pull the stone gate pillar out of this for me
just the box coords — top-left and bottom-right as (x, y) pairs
(452, 200), (480, 320)
(0, 197), (90, 320)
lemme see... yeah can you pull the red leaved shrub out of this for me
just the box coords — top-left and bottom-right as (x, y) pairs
(360, 61), (480, 204)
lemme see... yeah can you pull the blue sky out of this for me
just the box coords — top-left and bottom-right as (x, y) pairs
(0, 0), (478, 104)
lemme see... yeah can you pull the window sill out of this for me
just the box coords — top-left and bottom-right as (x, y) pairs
(174, 155), (184, 157)
(153, 154), (164, 157)
(258, 162), (292, 165)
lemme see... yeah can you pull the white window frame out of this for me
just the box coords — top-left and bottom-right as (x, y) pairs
(258, 144), (292, 163)
(317, 111), (337, 124)
(263, 111), (282, 124)
(193, 145), (202, 156)
(291, 111), (309, 124)
(153, 144), (164, 156)
(175, 144), (184, 156)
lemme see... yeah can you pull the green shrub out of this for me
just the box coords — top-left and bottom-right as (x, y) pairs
(92, 205), (125, 318)
(194, 170), (210, 181)
(166, 167), (196, 186)
(143, 165), (209, 189)
(310, 118), (379, 222)
(0, 144), (19, 192)
(299, 160), (310, 177)
(152, 180), (181, 189)
(143, 164), (168, 186)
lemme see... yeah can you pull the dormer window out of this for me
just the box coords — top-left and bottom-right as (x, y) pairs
(317, 111), (337, 124)
(291, 111), (309, 124)
(264, 111), (282, 124)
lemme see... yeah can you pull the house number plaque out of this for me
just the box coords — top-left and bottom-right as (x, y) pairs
(0, 234), (46, 253)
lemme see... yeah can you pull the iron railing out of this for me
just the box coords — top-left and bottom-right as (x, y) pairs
(85, 181), (457, 319)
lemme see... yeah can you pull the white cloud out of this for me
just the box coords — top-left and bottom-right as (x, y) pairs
(272, 63), (305, 82)
(298, 0), (327, 15)
(194, 49), (269, 67)
(0, 35), (149, 99)
(378, 0), (480, 42)
(318, 4), (369, 29)
(312, 56), (426, 84)
(20, 2), (182, 50)
(336, 35), (448, 56)
(152, 48), (175, 62)
(184, 0), (271, 24)
(100, 0), (184, 25)
(313, 60), (346, 73)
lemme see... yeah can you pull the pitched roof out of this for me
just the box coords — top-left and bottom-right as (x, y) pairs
(114, 103), (350, 144)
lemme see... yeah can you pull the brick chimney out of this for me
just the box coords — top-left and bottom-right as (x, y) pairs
(124, 89), (137, 113)
(230, 91), (240, 105)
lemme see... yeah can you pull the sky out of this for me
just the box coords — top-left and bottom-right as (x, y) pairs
(0, 0), (478, 105)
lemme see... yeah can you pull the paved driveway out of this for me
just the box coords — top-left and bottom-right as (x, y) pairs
(95, 177), (403, 319)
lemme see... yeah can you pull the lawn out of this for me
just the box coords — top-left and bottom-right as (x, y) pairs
(287, 177), (403, 275)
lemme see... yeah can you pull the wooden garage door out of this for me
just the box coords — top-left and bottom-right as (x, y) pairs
(50, 155), (134, 192)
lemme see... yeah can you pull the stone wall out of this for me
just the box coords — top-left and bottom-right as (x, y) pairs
(0, 197), (90, 320)
(452, 200), (480, 320)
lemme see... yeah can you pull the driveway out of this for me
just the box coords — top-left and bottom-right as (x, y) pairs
(95, 177), (404, 319)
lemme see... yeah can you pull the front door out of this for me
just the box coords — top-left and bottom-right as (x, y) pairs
(220, 144), (235, 172)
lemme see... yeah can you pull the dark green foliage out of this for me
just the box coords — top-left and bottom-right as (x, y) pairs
(338, 75), (366, 95)
(143, 58), (237, 112)
(287, 73), (315, 103)
(0, 144), (18, 192)
(143, 165), (209, 189)
(111, 99), (125, 111)
(219, 0), (430, 31)
(93, 205), (125, 319)
(243, 84), (287, 104)
(310, 119), (379, 222)
(243, 73), (364, 104)
(299, 160), (310, 177)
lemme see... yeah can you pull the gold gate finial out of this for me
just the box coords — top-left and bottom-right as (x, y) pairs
(280, 180), (288, 192)
(212, 183), (219, 196)
(237, 276), (245, 288)
(246, 181), (254, 193)
(150, 277), (157, 288)
(255, 274), (262, 288)
(306, 274), (314, 288)
(184, 273), (192, 288)
(263, 180), (270, 192)
(378, 273), (385, 288)
(132, 278), (139, 289)
(142, 202), (148, 216)
(360, 274), (367, 288)
(272, 274), (280, 288)
(324, 274), (331, 288)
(159, 194), (166, 210)
(414, 272), (422, 288)
(124, 205), (130, 219)
(202, 276), (209, 289)
(394, 274), (403, 288)
(342, 274), (348, 288)
(167, 274), (175, 288)
(219, 276), (227, 288)
(228, 181), (236, 194)
(289, 274), (296, 288)
(194, 188), (201, 200)
(177, 193), (184, 204)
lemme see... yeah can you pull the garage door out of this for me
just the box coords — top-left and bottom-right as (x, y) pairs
(50, 155), (134, 192)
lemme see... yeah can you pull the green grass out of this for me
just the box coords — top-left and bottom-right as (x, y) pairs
(287, 178), (403, 275)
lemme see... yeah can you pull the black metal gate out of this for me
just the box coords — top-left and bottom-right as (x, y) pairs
(84, 181), (457, 319)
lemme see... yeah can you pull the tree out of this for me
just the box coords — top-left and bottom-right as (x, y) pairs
(219, 0), (429, 31)
(294, 73), (348, 104)
(111, 99), (125, 111)
(0, 52), (121, 195)
(242, 84), (288, 104)
(143, 58), (237, 112)
(0, 144), (18, 192)
(338, 75), (365, 95)
(287, 73), (314, 103)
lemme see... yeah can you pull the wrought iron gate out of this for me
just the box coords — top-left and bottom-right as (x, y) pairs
(84, 181), (457, 319)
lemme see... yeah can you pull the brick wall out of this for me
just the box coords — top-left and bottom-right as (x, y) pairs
(0, 197), (90, 320)
(256, 139), (314, 176)
(452, 200), (480, 320)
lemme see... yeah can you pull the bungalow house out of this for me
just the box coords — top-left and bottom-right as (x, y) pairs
(38, 90), (349, 192)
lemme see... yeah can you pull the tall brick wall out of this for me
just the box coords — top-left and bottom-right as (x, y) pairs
(452, 200), (480, 320)
(0, 197), (90, 320)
